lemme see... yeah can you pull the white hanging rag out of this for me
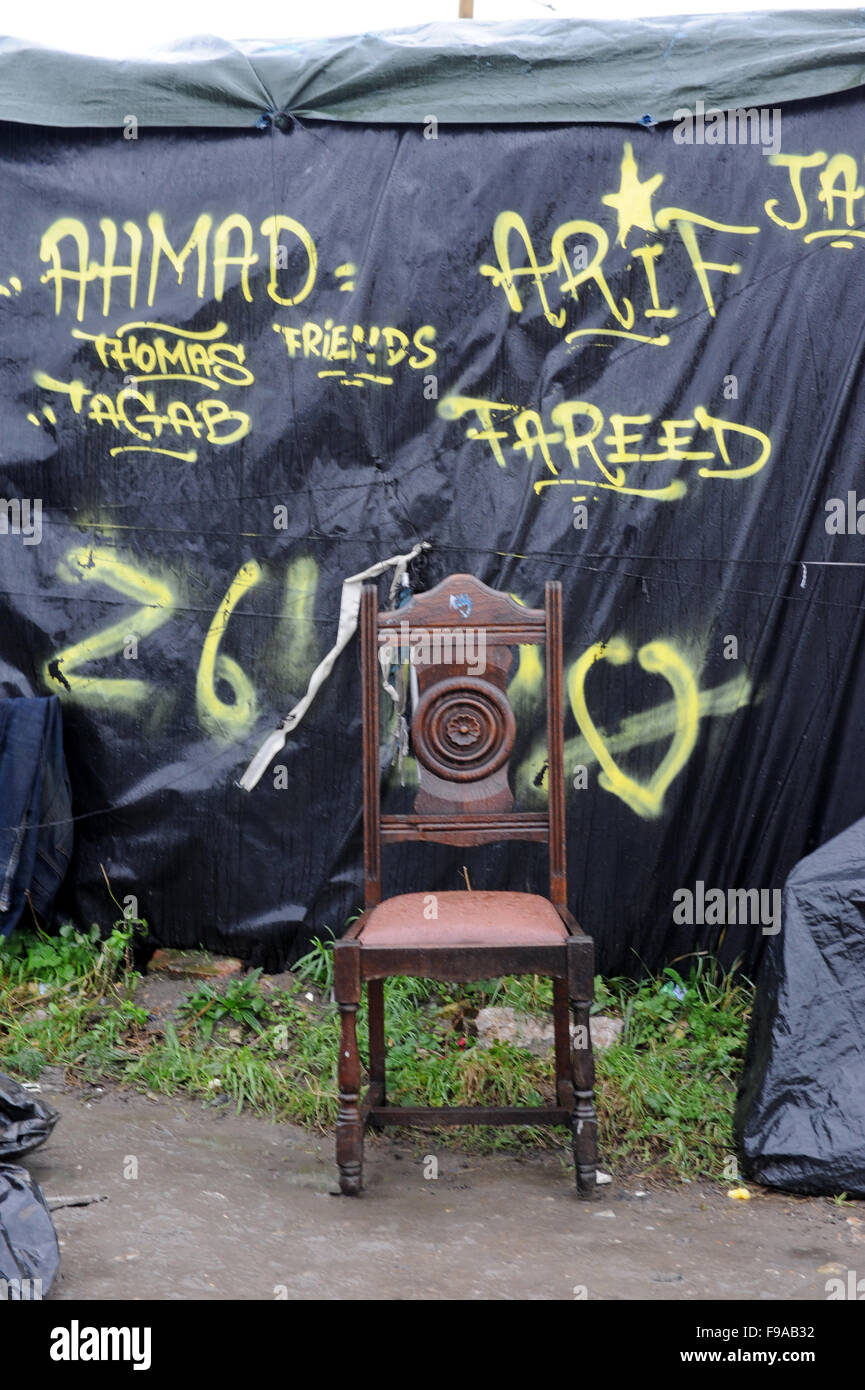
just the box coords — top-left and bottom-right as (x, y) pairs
(238, 540), (430, 791)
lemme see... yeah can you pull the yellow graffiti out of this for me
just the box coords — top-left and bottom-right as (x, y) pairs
(479, 144), (759, 341)
(44, 547), (175, 709)
(569, 638), (699, 818)
(30, 320), (254, 460)
(536, 477), (687, 502)
(261, 216), (318, 307)
(477, 137), (865, 347)
(438, 394), (771, 502)
(274, 557), (320, 688)
(508, 643), (543, 717)
(631, 243), (677, 320)
(39, 212), (317, 320)
(273, 320), (436, 382)
(212, 215), (258, 304)
(196, 561), (262, 741)
(765, 149), (865, 249)
(764, 152), (827, 229)
(320, 372), (394, 387)
(381, 626), (751, 820)
(376, 587), (747, 823)
(500, 592), (544, 717)
(72, 321), (253, 389)
(110, 446), (197, 461)
(656, 205), (756, 318)
(147, 213), (210, 306)
(436, 394), (517, 470)
(817, 154), (864, 226)
(653, 209), (759, 318)
(694, 405), (771, 480)
(602, 141), (664, 248)
(802, 232), (864, 249)
(514, 662), (752, 816)
(565, 326), (670, 347)
(479, 210), (634, 332)
(32, 370), (250, 453)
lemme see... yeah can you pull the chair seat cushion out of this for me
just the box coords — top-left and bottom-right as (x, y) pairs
(359, 890), (568, 948)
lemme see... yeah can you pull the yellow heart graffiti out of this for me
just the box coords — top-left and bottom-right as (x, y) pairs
(569, 637), (699, 818)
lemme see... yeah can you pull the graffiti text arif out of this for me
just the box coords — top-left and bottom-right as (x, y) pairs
(438, 396), (771, 502)
(479, 142), (759, 346)
(480, 143), (865, 348)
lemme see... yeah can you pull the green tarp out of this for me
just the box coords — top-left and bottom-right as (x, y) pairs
(1, 12), (865, 129)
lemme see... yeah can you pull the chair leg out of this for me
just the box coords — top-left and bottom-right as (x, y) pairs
(334, 942), (363, 1195)
(553, 977), (572, 1108)
(367, 978), (386, 1122)
(569, 996), (598, 1199)
(336, 1000), (363, 1196)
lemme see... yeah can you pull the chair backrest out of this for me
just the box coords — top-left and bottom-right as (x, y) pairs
(360, 573), (566, 909)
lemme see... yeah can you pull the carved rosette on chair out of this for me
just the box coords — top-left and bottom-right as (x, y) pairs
(412, 655), (516, 814)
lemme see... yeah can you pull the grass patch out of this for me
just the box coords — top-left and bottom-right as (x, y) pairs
(593, 963), (753, 1179)
(0, 919), (150, 1082)
(0, 923), (753, 1182)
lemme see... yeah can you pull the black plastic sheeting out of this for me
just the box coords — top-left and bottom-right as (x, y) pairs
(736, 817), (865, 1197)
(0, 1075), (60, 1298)
(2, 94), (865, 973)
(0, 1164), (60, 1296)
(0, 1073), (60, 1161)
(0, 695), (73, 937)
(3, 16), (865, 129)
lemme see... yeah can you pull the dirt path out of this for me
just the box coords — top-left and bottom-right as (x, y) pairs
(24, 1084), (861, 1301)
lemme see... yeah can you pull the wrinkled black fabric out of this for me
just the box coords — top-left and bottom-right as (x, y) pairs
(0, 1073), (60, 1160)
(1, 100), (864, 973)
(0, 1163), (59, 1295)
(0, 697), (73, 937)
(736, 817), (865, 1196)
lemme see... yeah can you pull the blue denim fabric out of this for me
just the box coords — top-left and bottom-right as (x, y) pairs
(0, 697), (72, 938)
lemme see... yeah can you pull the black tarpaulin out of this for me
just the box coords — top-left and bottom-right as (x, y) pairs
(1, 22), (865, 973)
(0, 1164), (60, 1296)
(736, 817), (865, 1196)
(0, 1074), (59, 1160)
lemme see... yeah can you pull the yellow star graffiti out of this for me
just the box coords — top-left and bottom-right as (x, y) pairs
(602, 141), (664, 248)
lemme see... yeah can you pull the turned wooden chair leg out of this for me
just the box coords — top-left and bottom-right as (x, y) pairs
(367, 978), (386, 1127)
(335, 943), (363, 1195)
(570, 996), (598, 1199)
(336, 1000), (363, 1195)
(553, 977), (573, 1109)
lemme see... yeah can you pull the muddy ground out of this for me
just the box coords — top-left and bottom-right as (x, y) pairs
(27, 1081), (862, 1301)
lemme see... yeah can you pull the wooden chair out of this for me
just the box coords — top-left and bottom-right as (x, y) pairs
(333, 573), (598, 1197)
